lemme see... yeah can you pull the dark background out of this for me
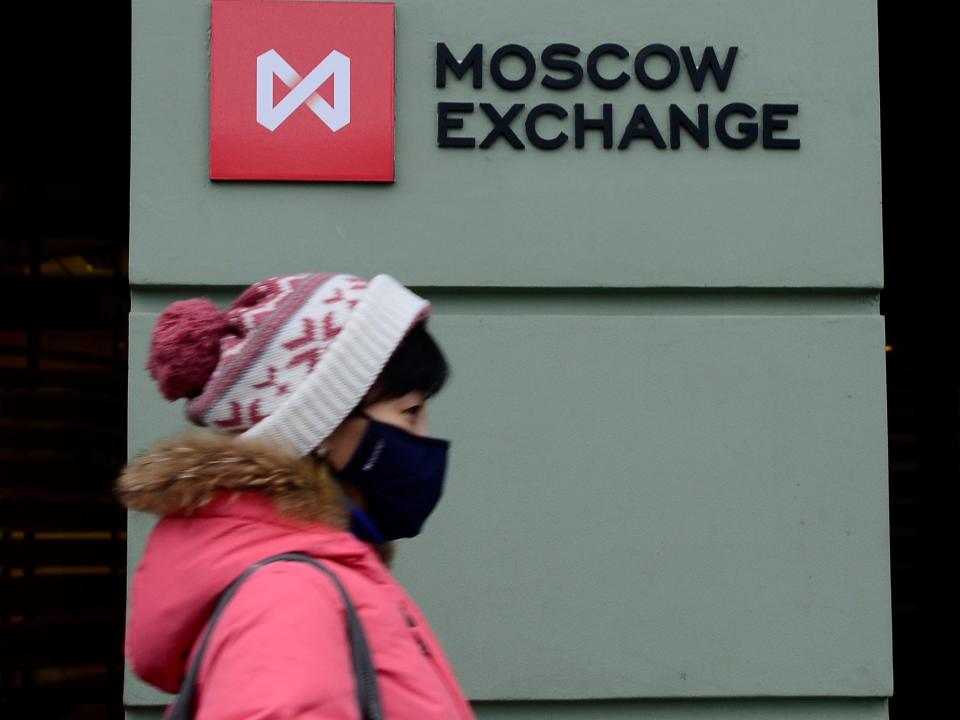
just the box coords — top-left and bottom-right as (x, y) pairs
(1, 4), (131, 719)
(0, 1), (944, 718)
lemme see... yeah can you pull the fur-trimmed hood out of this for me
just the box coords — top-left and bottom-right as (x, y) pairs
(118, 431), (397, 693)
(117, 430), (350, 529)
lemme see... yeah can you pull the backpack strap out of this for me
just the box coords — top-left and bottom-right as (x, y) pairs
(167, 552), (384, 720)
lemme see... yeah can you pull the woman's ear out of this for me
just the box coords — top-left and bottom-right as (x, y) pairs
(318, 413), (369, 473)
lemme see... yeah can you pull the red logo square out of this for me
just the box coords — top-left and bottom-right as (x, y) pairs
(210, 0), (395, 182)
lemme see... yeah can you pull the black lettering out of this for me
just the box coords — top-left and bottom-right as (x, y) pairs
(436, 43), (483, 89)
(541, 43), (583, 90)
(634, 44), (681, 90)
(574, 104), (614, 149)
(715, 103), (758, 149)
(586, 43), (630, 90)
(762, 104), (800, 149)
(437, 102), (476, 148)
(491, 44), (536, 90)
(680, 46), (738, 91)
(526, 104), (569, 149)
(618, 104), (666, 149)
(479, 103), (526, 149)
(669, 104), (709, 149)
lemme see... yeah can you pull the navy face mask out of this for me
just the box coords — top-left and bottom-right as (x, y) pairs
(330, 413), (450, 543)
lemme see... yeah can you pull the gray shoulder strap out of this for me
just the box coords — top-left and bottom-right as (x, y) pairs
(167, 552), (384, 720)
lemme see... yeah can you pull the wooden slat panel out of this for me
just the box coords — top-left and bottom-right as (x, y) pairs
(0, 619), (123, 669)
(0, 575), (126, 616)
(0, 426), (125, 455)
(0, 368), (125, 391)
(0, 538), (126, 567)
(0, 391), (124, 423)
(0, 463), (121, 492)
(0, 501), (125, 532)
(0, 278), (126, 332)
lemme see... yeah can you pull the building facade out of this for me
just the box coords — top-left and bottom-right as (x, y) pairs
(125, 1), (888, 718)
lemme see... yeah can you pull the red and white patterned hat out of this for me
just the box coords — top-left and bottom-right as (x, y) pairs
(147, 272), (431, 456)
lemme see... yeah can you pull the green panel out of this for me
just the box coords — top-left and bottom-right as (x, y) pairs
(131, 287), (880, 317)
(471, 699), (890, 720)
(131, 0), (880, 288)
(127, 698), (889, 720)
(124, 309), (890, 704)
(123, 512), (166, 707)
(127, 1), (886, 713)
(396, 313), (891, 699)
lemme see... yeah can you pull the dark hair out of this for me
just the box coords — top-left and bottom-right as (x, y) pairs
(353, 321), (449, 411)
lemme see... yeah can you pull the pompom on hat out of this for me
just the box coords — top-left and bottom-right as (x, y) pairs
(146, 273), (431, 456)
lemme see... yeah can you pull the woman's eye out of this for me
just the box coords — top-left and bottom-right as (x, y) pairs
(404, 405), (422, 416)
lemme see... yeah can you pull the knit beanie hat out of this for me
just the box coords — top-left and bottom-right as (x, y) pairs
(146, 272), (431, 456)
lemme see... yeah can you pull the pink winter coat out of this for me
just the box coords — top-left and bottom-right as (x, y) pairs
(119, 431), (475, 720)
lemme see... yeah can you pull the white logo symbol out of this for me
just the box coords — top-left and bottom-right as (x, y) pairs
(362, 440), (386, 471)
(256, 49), (350, 132)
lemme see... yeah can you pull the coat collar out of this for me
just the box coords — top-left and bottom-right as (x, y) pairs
(116, 430), (395, 565)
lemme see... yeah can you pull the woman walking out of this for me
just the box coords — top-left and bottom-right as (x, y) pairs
(118, 271), (475, 719)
